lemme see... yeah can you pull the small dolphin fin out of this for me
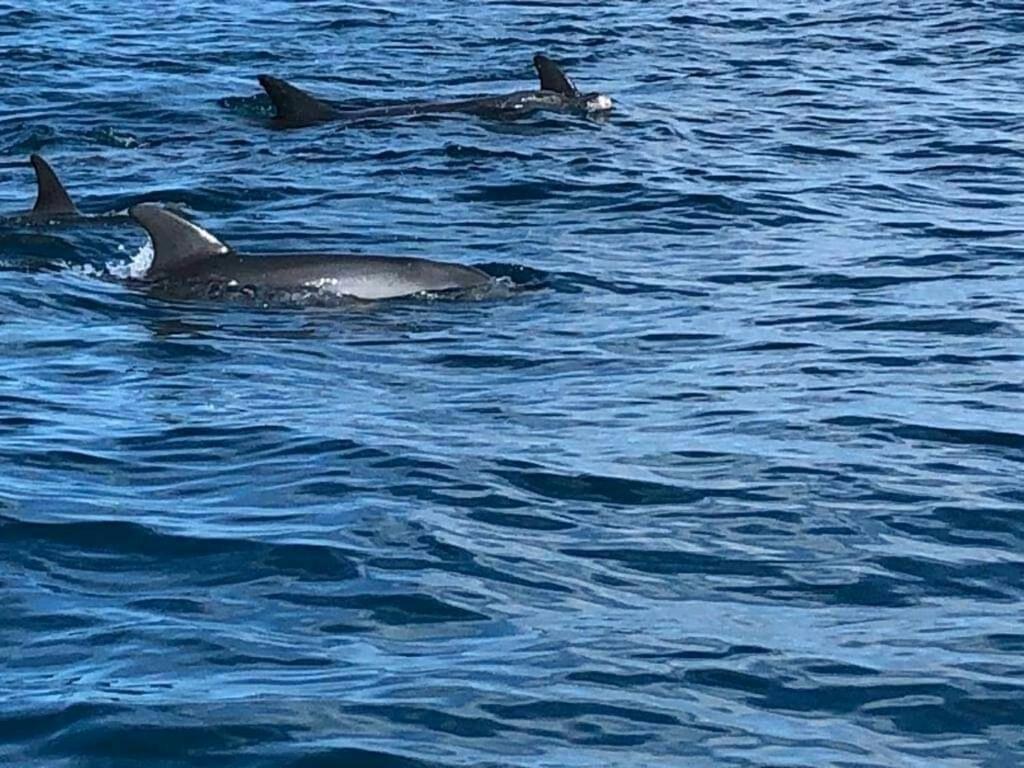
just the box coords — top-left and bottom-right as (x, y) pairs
(129, 203), (231, 277)
(533, 54), (580, 97)
(258, 74), (337, 127)
(30, 154), (78, 216)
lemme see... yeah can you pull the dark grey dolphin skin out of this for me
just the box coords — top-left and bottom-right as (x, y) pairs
(4, 154), (79, 222)
(129, 203), (492, 301)
(259, 54), (613, 128)
(5, 154), (131, 226)
(28, 154), (78, 218)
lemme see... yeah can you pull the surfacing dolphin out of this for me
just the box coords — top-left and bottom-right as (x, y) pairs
(129, 203), (493, 302)
(5, 154), (80, 223)
(4, 154), (131, 226)
(259, 54), (613, 129)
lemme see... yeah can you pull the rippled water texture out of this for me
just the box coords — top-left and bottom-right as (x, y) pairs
(2, 2), (1023, 766)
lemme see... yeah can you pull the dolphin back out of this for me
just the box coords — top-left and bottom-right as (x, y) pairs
(30, 155), (78, 217)
(129, 203), (231, 277)
(533, 54), (580, 97)
(258, 75), (338, 127)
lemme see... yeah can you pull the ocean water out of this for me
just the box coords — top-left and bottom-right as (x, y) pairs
(2, 2), (1023, 766)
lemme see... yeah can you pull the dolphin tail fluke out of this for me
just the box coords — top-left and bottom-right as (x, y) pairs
(533, 54), (580, 97)
(257, 75), (337, 127)
(129, 203), (231, 278)
(30, 154), (78, 216)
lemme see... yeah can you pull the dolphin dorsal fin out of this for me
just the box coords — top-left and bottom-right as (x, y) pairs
(129, 203), (230, 277)
(533, 54), (580, 97)
(258, 75), (337, 127)
(30, 154), (78, 216)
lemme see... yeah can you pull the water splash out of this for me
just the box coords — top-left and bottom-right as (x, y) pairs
(106, 240), (152, 279)
(85, 127), (140, 148)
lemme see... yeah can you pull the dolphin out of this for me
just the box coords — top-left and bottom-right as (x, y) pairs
(128, 203), (493, 302)
(259, 54), (613, 128)
(5, 154), (79, 223)
(4, 154), (131, 226)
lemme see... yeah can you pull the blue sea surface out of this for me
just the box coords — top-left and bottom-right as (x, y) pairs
(2, 2), (1023, 766)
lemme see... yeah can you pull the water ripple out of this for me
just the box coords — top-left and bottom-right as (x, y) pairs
(2, 1), (1023, 766)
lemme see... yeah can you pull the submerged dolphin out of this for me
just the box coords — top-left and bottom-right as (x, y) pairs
(129, 203), (492, 301)
(259, 54), (613, 128)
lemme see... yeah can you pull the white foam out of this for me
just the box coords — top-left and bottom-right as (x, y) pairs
(72, 262), (102, 277)
(106, 240), (153, 279)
